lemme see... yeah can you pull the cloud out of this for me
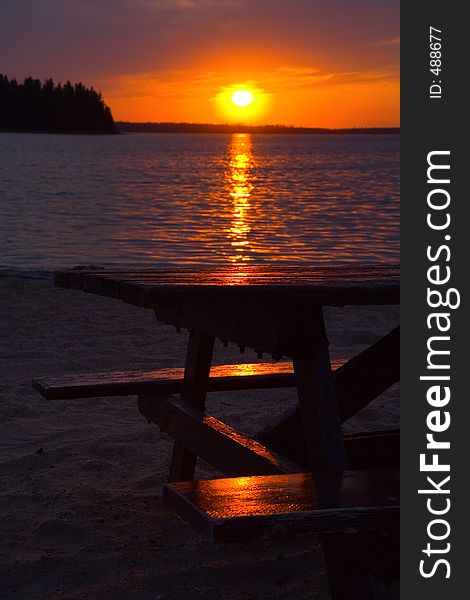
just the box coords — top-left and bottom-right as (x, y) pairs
(131, 0), (246, 10)
(372, 36), (400, 47)
(267, 67), (334, 89)
(99, 66), (332, 100)
(98, 62), (399, 106)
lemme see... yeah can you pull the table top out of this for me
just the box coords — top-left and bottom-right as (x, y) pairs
(54, 265), (399, 308)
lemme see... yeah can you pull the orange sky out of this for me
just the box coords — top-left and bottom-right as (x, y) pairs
(104, 66), (399, 127)
(1, 0), (400, 128)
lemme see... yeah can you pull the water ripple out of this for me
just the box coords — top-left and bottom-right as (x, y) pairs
(0, 132), (399, 270)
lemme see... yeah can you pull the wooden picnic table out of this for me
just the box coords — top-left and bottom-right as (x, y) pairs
(52, 264), (400, 599)
(54, 264), (399, 480)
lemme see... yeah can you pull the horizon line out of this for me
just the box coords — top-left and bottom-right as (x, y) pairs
(117, 121), (400, 131)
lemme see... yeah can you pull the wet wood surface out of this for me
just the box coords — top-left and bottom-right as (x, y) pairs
(138, 394), (301, 477)
(33, 360), (343, 400)
(163, 468), (399, 543)
(54, 265), (399, 308)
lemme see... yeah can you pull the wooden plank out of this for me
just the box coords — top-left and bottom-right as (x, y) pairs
(254, 424), (399, 471)
(34, 350), (399, 473)
(54, 265), (400, 286)
(344, 429), (399, 469)
(138, 394), (301, 477)
(255, 326), (400, 462)
(292, 308), (347, 479)
(33, 358), (350, 400)
(155, 301), (333, 358)
(53, 265), (400, 308)
(169, 332), (214, 482)
(335, 326), (400, 421)
(163, 469), (399, 543)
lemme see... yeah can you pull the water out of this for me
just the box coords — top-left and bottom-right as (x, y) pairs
(0, 132), (399, 274)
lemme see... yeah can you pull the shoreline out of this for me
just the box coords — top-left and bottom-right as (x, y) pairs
(0, 268), (54, 280)
(0, 261), (401, 282)
(0, 127), (400, 136)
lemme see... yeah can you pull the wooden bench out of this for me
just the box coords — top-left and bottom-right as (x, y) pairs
(33, 359), (399, 474)
(33, 360), (309, 400)
(33, 324), (399, 406)
(164, 469), (399, 541)
(164, 469), (399, 598)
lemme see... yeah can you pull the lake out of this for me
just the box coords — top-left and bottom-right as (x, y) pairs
(0, 132), (399, 275)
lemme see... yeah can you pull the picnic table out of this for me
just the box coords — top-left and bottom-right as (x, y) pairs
(35, 264), (400, 599)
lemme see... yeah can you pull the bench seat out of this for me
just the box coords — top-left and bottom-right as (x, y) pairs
(163, 468), (399, 543)
(33, 359), (345, 400)
(34, 359), (399, 472)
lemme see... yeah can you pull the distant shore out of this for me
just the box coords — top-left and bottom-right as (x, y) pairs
(117, 122), (400, 135)
(0, 129), (119, 135)
(0, 123), (400, 136)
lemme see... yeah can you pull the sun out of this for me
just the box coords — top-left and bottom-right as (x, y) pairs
(214, 85), (271, 123)
(231, 90), (254, 108)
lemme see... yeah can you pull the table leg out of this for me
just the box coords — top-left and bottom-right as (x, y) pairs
(168, 331), (215, 482)
(255, 326), (400, 466)
(292, 310), (379, 599)
(292, 312), (347, 477)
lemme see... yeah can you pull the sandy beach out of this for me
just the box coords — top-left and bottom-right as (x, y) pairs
(0, 276), (399, 600)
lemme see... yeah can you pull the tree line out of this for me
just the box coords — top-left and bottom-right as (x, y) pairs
(118, 122), (399, 135)
(0, 74), (115, 133)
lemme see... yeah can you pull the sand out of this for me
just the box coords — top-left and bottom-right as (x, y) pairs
(0, 276), (399, 599)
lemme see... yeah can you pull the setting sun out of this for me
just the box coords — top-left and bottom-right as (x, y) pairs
(231, 90), (254, 108)
(214, 85), (271, 124)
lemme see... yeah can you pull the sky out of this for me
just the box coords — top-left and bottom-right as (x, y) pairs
(0, 0), (399, 127)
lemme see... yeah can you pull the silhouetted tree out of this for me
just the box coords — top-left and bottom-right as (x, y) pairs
(117, 121), (399, 135)
(0, 74), (114, 133)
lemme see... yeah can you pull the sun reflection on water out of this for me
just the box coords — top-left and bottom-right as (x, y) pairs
(226, 134), (254, 264)
(0, 133), (400, 270)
